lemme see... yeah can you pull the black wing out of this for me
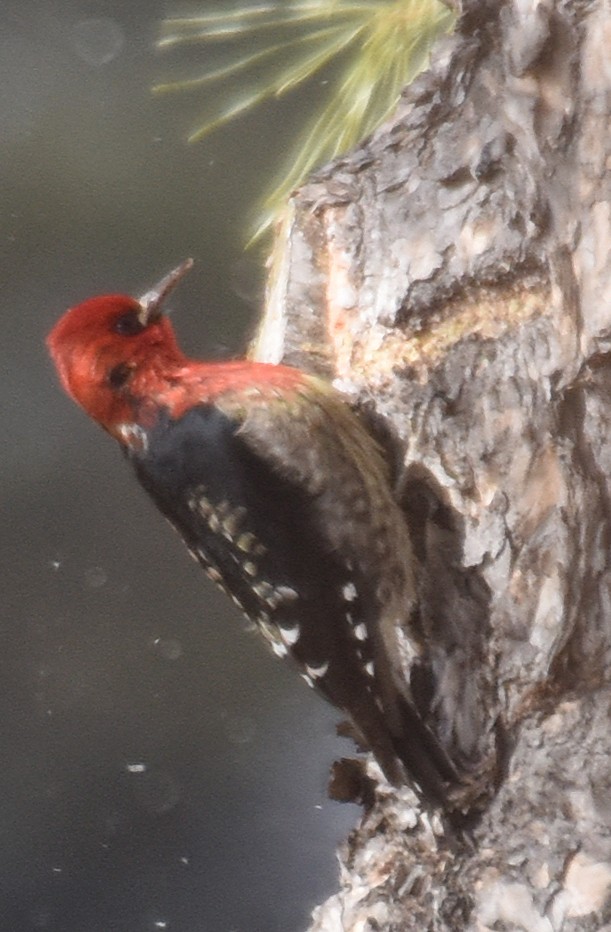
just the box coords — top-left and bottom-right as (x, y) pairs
(131, 403), (455, 796)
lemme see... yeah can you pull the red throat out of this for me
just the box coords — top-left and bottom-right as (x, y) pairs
(47, 292), (307, 440)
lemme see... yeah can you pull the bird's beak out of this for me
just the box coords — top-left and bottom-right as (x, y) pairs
(137, 257), (194, 326)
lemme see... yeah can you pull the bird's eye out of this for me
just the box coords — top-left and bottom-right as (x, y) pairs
(108, 362), (133, 390)
(113, 312), (145, 336)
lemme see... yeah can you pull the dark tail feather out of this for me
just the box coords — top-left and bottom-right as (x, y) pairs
(390, 692), (460, 807)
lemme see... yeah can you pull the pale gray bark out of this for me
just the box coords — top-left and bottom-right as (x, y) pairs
(254, 0), (611, 929)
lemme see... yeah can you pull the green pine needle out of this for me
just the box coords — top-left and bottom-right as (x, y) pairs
(155, 0), (455, 241)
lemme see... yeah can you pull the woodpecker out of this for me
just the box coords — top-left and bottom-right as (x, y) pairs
(47, 259), (458, 804)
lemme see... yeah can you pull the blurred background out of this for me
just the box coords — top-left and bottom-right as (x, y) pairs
(2, 1), (359, 929)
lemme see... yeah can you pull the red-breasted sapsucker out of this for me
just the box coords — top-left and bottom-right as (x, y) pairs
(47, 259), (458, 804)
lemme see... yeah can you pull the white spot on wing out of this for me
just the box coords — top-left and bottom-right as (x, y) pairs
(260, 584), (300, 610)
(353, 623), (368, 642)
(306, 661), (329, 679)
(301, 673), (315, 689)
(342, 582), (357, 602)
(364, 661), (375, 677)
(275, 585), (298, 603)
(208, 513), (220, 533)
(279, 625), (300, 646)
(253, 581), (275, 601)
(272, 641), (288, 658)
(116, 422), (148, 452)
(236, 532), (256, 552)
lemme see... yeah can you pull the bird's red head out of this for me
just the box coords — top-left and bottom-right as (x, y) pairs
(47, 260), (193, 436)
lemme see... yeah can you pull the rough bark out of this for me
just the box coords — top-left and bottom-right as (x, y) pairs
(253, 0), (611, 929)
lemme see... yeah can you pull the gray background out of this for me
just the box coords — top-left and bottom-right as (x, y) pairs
(3, 2), (358, 929)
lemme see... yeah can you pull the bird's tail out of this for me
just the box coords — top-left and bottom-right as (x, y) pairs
(390, 690), (461, 807)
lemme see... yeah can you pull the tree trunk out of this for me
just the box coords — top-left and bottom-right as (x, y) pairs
(254, 0), (611, 928)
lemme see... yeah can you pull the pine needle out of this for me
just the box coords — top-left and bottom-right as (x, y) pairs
(155, 0), (456, 241)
